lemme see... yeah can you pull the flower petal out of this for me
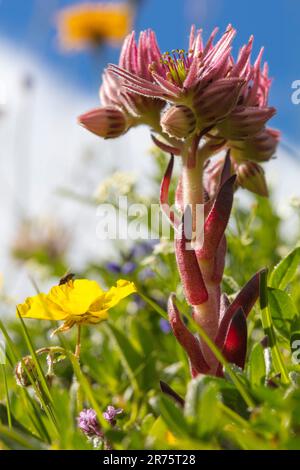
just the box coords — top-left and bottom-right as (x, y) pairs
(47, 279), (104, 316)
(102, 280), (137, 310)
(17, 294), (67, 321)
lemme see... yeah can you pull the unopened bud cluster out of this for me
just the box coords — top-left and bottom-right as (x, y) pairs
(15, 356), (37, 387)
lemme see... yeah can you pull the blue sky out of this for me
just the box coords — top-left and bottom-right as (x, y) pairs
(0, 0), (299, 147)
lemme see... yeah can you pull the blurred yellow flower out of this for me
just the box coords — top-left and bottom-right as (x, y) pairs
(166, 431), (178, 445)
(57, 2), (132, 50)
(17, 278), (136, 334)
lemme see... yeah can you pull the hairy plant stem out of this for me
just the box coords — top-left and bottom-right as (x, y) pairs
(181, 140), (220, 370)
(75, 325), (82, 360)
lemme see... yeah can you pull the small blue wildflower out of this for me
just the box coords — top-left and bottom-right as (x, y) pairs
(159, 318), (171, 334)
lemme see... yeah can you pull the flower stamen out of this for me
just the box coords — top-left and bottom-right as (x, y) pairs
(157, 49), (192, 86)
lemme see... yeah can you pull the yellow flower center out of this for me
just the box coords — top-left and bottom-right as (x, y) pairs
(158, 49), (192, 86)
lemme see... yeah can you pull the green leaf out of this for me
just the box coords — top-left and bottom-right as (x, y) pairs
(148, 416), (168, 443)
(16, 313), (55, 407)
(270, 247), (300, 289)
(0, 320), (51, 442)
(1, 364), (12, 429)
(0, 424), (46, 450)
(0, 404), (43, 443)
(131, 321), (156, 388)
(248, 343), (266, 387)
(185, 376), (220, 439)
(290, 320), (300, 365)
(159, 395), (189, 437)
(106, 323), (144, 392)
(268, 287), (299, 338)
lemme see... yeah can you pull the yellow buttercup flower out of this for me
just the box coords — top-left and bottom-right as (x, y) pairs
(17, 279), (136, 334)
(57, 2), (132, 51)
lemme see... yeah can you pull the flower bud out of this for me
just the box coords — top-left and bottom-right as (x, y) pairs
(217, 106), (276, 140)
(235, 161), (269, 197)
(78, 106), (128, 139)
(15, 356), (37, 387)
(230, 127), (280, 163)
(161, 105), (196, 139)
(193, 77), (244, 127)
(103, 405), (123, 426)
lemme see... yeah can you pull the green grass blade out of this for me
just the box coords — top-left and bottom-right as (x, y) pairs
(0, 319), (55, 441)
(0, 424), (46, 450)
(68, 352), (109, 430)
(16, 310), (54, 406)
(106, 323), (142, 393)
(1, 364), (12, 429)
(137, 291), (168, 319)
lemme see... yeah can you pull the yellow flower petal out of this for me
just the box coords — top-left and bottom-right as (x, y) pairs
(57, 3), (131, 50)
(47, 279), (104, 316)
(17, 278), (136, 331)
(102, 279), (137, 310)
(17, 294), (67, 321)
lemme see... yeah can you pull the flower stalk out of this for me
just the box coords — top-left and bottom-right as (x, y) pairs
(79, 24), (280, 378)
(75, 325), (82, 360)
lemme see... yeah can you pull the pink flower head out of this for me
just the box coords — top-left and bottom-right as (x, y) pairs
(77, 408), (103, 438)
(79, 30), (165, 138)
(79, 24), (279, 168)
(108, 25), (243, 132)
(103, 405), (123, 426)
(104, 25), (278, 165)
(216, 48), (276, 143)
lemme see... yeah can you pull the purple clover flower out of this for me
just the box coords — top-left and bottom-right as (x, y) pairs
(77, 408), (103, 438)
(103, 405), (123, 426)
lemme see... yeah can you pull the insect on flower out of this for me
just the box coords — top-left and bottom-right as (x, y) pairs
(17, 278), (136, 335)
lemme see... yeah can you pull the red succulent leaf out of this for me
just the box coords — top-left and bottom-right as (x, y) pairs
(211, 235), (227, 283)
(216, 307), (247, 375)
(197, 174), (236, 259)
(159, 380), (185, 407)
(168, 294), (209, 374)
(220, 149), (232, 185)
(160, 154), (179, 227)
(219, 293), (231, 322)
(175, 210), (208, 305)
(175, 176), (183, 211)
(151, 134), (182, 156)
(215, 269), (264, 348)
(160, 154), (174, 204)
